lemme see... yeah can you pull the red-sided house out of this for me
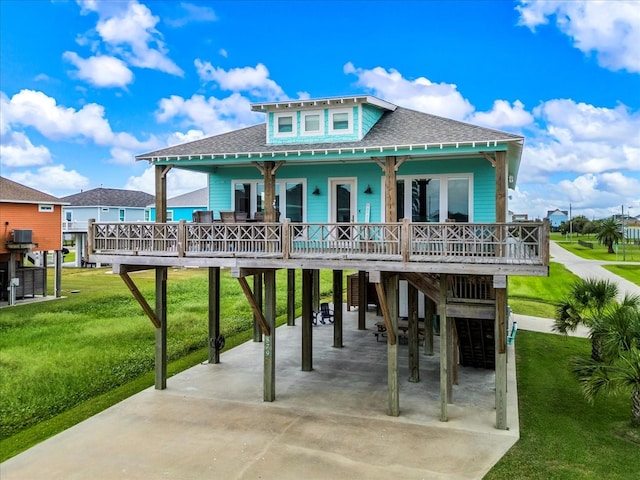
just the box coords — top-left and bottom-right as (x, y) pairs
(0, 176), (67, 304)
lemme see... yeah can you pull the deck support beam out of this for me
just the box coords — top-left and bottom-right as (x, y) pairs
(386, 273), (399, 416)
(253, 273), (263, 342)
(155, 267), (167, 390)
(237, 277), (270, 336)
(424, 297), (435, 355)
(408, 282), (420, 382)
(357, 270), (367, 330)
(333, 270), (343, 348)
(495, 276), (508, 429)
(439, 274), (449, 421)
(263, 269), (276, 401)
(302, 269), (313, 371)
(287, 269), (296, 326)
(208, 267), (221, 363)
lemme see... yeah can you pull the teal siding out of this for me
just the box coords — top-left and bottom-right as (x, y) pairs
(207, 155), (498, 223)
(267, 106), (361, 145)
(361, 104), (384, 137)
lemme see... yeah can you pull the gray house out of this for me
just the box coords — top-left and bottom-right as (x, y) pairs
(62, 188), (154, 266)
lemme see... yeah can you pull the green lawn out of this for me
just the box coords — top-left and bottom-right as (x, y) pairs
(554, 239), (640, 262)
(486, 332), (639, 480)
(602, 264), (640, 286)
(507, 262), (578, 318)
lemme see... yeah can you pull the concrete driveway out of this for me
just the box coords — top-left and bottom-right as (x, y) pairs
(1, 310), (519, 480)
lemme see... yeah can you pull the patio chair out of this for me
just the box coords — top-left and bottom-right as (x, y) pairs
(220, 211), (236, 223)
(313, 302), (334, 325)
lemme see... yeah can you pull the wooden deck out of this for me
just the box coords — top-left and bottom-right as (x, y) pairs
(88, 219), (550, 276)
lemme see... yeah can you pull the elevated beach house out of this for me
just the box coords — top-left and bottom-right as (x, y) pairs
(88, 95), (549, 429)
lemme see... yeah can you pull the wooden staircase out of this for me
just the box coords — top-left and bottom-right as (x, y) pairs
(455, 317), (495, 369)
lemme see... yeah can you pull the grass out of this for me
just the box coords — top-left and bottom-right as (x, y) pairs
(553, 237), (640, 262)
(602, 264), (640, 286)
(485, 332), (639, 480)
(507, 262), (579, 318)
(0, 266), (337, 460)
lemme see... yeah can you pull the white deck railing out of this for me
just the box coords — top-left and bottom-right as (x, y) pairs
(89, 219), (549, 265)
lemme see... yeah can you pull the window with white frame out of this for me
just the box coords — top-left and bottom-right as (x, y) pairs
(38, 204), (54, 212)
(166, 210), (174, 222)
(274, 113), (296, 137)
(119, 209), (125, 222)
(329, 108), (353, 134)
(232, 179), (305, 221)
(396, 174), (472, 223)
(301, 111), (323, 136)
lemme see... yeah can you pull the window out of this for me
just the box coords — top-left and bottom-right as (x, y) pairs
(144, 210), (150, 221)
(274, 113), (296, 137)
(301, 111), (323, 136)
(329, 108), (353, 134)
(119, 209), (125, 222)
(38, 204), (54, 212)
(232, 180), (303, 222)
(65, 211), (72, 221)
(285, 182), (303, 222)
(166, 210), (174, 222)
(397, 174), (472, 223)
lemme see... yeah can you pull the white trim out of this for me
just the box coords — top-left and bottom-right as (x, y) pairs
(328, 177), (357, 223)
(329, 108), (353, 135)
(300, 110), (324, 136)
(230, 178), (307, 222)
(273, 112), (297, 138)
(38, 204), (54, 212)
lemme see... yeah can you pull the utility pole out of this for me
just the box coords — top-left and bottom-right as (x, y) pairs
(569, 203), (572, 243)
(622, 205), (626, 262)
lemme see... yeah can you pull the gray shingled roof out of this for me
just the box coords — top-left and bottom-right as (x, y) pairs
(148, 188), (208, 208)
(137, 106), (523, 160)
(0, 176), (66, 204)
(61, 188), (154, 207)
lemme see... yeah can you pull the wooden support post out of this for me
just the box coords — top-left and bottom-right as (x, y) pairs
(358, 270), (367, 330)
(495, 278), (508, 429)
(208, 267), (220, 364)
(408, 282), (419, 382)
(386, 273), (399, 416)
(263, 161), (276, 223)
(333, 270), (343, 348)
(439, 274), (448, 421)
(155, 267), (167, 390)
(253, 273), (263, 342)
(54, 250), (63, 298)
(287, 269), (296, 326)
(448, 314), (455, 400)
(302, 269), (313, 371)
(424, 297), (435, 356)
(312, 269), (320, 312)
(263, 269), (276, 401)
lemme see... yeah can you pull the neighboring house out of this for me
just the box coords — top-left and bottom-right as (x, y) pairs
(88, 95), (550, 430)
(148, 187), (208, 222)
(61, 187), (154, 266)
(512, 213), (529, 222)
(0, 176), (67, 304)
(546, 209), (568, 231)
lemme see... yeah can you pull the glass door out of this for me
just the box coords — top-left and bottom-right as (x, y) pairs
(330, 178), (356, 239)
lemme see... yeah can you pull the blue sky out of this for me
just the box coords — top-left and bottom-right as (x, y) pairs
(1, 0), (638, 220)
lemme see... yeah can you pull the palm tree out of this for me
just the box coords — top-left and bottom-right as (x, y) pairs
(554, 278), (618, 335)
(595, 217), (622, 254)
(573, 304), (640, 428)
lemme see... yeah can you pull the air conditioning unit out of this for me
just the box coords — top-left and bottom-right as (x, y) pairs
(12, 229), (32, 243)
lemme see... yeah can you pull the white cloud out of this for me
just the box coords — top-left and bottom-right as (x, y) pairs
(8, 164), (90, 196)
(125, 165), (207, 196)
(3, 89), (155, 150)
(194, 61), (286, 99)
(166, 129), (207, 147)
(344, 62), (474, 120)
(469, 100), (534, 130)
(155, 92), (262, 135)
(521, 99), (640, 179)
(63, 52), (134, 88)
(165, 2), (217, 28)
(0, 131), (52, 167)
(516, 0), (640, 73)
(81, 0), (183, 76)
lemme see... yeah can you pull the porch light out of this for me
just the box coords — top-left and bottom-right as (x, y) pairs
(312, 186), (321, 195)
(364, 185), (373, 195)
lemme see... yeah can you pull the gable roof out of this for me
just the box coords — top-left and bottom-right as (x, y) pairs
(148, 187), (208, 208)
(137, 106), (523, 161)
(61, 188), (154, 207)
(546, 209), (568, 217)
(0, 176), (66, 204)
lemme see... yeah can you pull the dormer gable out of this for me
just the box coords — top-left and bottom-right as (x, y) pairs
(251, 95), (397, 145)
